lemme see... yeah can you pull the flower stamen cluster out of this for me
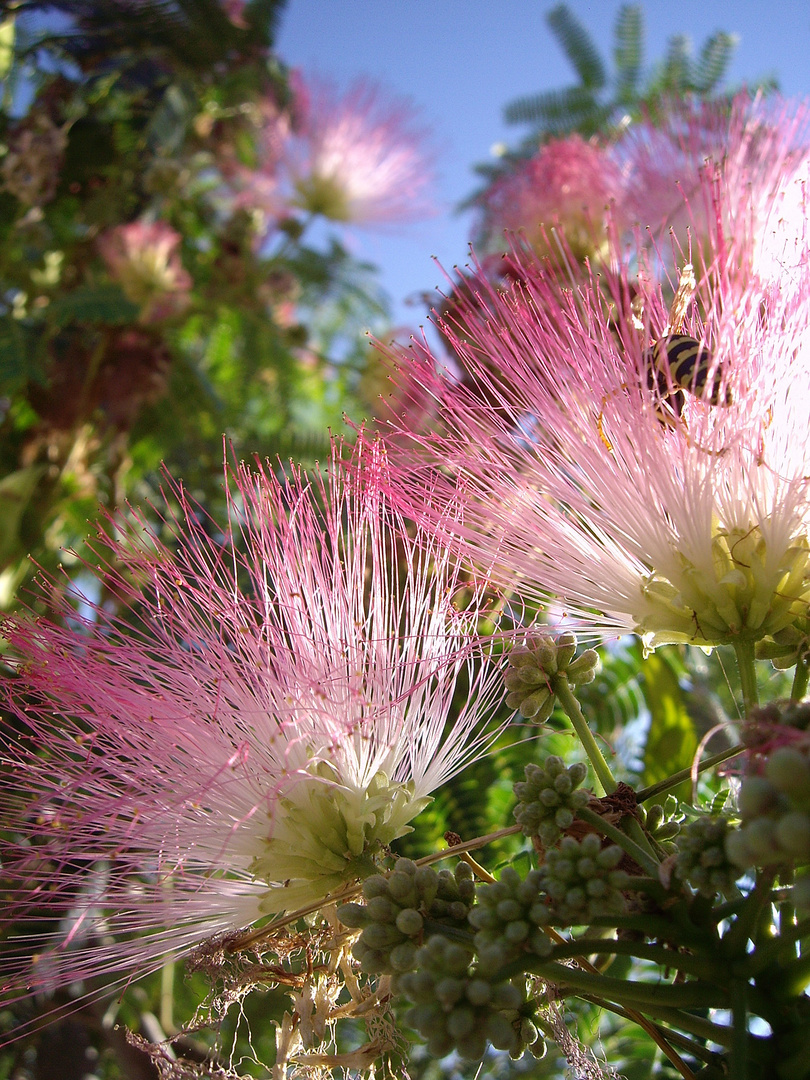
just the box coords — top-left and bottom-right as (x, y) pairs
(0, 439), (508, 1028)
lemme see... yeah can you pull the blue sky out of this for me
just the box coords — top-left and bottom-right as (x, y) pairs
(276, 0), (810, 328)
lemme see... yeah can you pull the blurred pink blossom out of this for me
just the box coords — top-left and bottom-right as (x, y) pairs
(288, 76), (435, 226)
(475, 136), (627, 261)
(619, 94), (810, 284)
(0, 439), (505, 1035)
(97, 219), (192, 322)
(222, 0), (248, 28)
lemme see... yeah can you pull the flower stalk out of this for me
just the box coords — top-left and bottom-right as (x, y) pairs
(553, 675), (618, 796)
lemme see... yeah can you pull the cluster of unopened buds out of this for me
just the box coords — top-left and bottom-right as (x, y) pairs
(512, 756), (590, 846)
(726, 741), (810, 870)
(504, 632), (600, 721)
(468, 867), (553, 964)
(338, 860), (545, 1061)
(674, 815), (741, 899)
(393, 937), (545, 1062)
(539, 834), (629, 923)
(337, 859), (475, 975)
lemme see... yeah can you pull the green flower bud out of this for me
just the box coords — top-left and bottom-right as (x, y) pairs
(566, 648), (601, 684)
(540, 835), (628, 924)
(504, 633), (598, 722)
(765, 746), (810, 801)
(675, 815), (741, 898)
(396, 908), (424, 935)
(774, 811), (810, 859)
(336, 902), (370, 928)
(513, 756), (591, 846)
(738, 776), (781, 818)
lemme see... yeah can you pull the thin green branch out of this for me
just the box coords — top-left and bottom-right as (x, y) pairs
(791, 654), (810, 700)
(578, 996), (721, 1066)
(546, 936), (721, 981)
(732, 639), (759, 713)
(747, 916), (810, 971)
(636, 743), (745, 803)
(722, 870), (777, 957)
(577, 806), (660, 876)
(520, 957), (729, 1010)
(554, 675), (618, 794)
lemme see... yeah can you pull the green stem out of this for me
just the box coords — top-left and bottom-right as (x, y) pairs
(732, 639), (759, 713)
(578, 996), (723, 1065)
(519, 958), (728, 1009)
(591, 913), (713, 950)
(548, 937), (721, 981)
(636, 744), (746, 803)
(577, 807), (661, 877)
(730, 979), (750, 1080)
(638, 1005), (738, 1048)
(747, 916), (810, 971)
(554, 675), (617, 795)
(791, 654), (810, 700)
(722, 870), (777, 957)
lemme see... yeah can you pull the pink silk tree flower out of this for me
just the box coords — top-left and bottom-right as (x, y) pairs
(97, 219), (193, 323)
(222, 0), (248, 28)
(376, 221), (810, 654)
(287, 77), (435, 226)
(475, 135), (627, 262)
(619, 93), (810, 284)
(0, 440), (506, 1029)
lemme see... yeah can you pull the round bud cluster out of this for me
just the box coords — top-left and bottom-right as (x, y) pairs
(513, 756), (590, 846)
(337, 858), (475, 975)
(467, 866), (553, 965)
(725, 745), (810, 870)
(539, 833), (629, 924)
(640, 802), (681, 850)
(504, 632), (600, 722)
(674, 815), (741, 898)
(394, 936), (546, 1061)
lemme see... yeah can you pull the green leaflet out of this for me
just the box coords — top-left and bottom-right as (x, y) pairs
(641, 649), (699, 803)
(48, 283), (140, 328)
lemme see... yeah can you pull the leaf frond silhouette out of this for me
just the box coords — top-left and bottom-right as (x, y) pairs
(547, 2), (607, 90)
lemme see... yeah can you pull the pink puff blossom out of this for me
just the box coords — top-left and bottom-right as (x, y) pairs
(97, 219), (192, 323)
(377, 189), (810, 652)
(0, 439), (506, 1037)
(288, 76), (435, 226)
(619, 93), (810, 287)
(475, 136), (627, 261)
